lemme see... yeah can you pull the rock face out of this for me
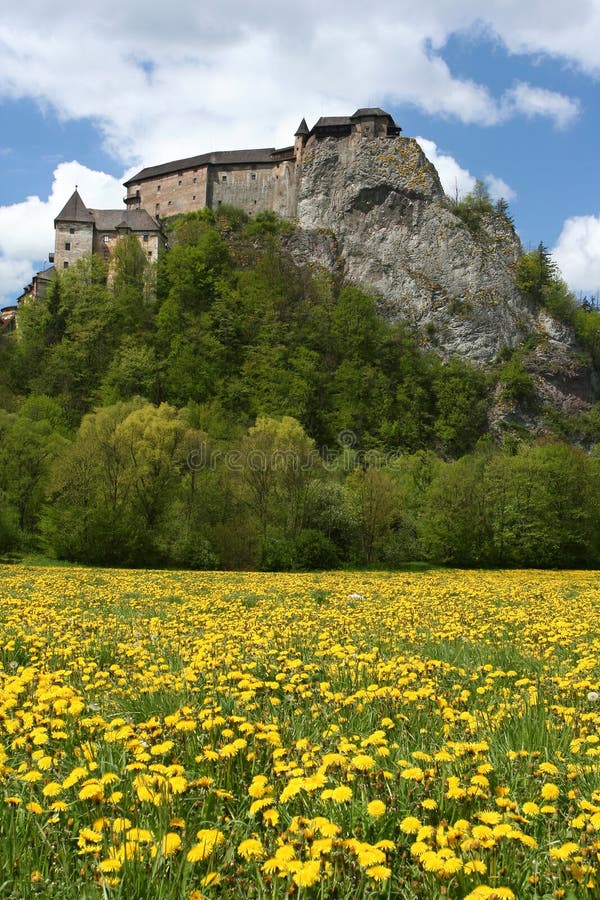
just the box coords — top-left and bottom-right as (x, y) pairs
(287, 132), (599, 429)
(296, 134), (530, 362)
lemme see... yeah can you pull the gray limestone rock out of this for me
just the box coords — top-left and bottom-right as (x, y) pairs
(290, 132), (599, 430)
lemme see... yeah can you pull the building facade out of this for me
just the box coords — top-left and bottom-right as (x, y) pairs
(52, 191), (163, 272)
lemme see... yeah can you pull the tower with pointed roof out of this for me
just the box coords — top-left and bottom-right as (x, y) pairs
(53, 188), (95, 272)
(50, 189), (164, 277)
(294, 118), (309, 162)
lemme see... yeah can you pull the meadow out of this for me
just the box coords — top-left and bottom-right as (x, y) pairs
(0, 565), (599, 899)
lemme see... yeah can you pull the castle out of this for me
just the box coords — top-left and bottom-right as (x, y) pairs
(123, 108), (400, 220)
(4, 108), (400, 321)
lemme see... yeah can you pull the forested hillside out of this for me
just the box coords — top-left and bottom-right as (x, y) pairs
(2, 206), (600, 569)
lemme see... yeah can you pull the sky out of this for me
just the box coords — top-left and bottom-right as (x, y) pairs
(1, 0), (599, 307)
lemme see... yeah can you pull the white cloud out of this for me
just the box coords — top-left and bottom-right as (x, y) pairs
(416, 137), (515, 204)
(502, 83), (581, 129)
(552, 215), (600, 295)
(0, 2), (588, 173)
(416, 137), (475, 199)
(0, 162), (125, 307)
(484, 175), (516, 203)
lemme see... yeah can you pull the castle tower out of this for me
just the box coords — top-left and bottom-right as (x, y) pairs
(53, 189), (95, 271)
(294, 118), (309, 162)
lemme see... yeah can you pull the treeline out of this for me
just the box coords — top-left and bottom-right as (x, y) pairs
(1, 207), (488, 454)
(0, 399), (599, 569)
(2, 204), (600, 569)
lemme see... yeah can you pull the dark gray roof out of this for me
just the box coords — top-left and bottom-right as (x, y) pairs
(125, 148), (277, 185)
(36, 266), (55, 281)
(90, 208), (161, 232)
(313, 116), (352, 128)
(351, 107), (393, 119)
(54, 189), (95, 225)
(295, 118), (309, 136)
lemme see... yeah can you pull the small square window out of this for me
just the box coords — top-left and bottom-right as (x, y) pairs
(103, 235), (109, 243)
(148, 251), (152, 258)
(192, 195), (196, 200)
(168, 200), (172, 206)
(63, 261), (69, 269)
(221, 175), (227, 182)
(143, 234), (148, 242)
(193, 177), (197, 183)
(69, 227), (75, 234)
(178, 180), (182, 185)
(251, 173), (256, 180)
(157, 185), (161, 192)
(64, 242), (71, 250)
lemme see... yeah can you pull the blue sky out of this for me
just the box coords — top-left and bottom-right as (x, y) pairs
(1, 0), (599, 306)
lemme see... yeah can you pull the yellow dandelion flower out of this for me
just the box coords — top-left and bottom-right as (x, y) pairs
(329, 785), (353, 803)
(186, 829), (225, 862)
(464, 860), (487, 874)
(292, 860), (321, 887)
(238, 837), (266, 860)
(263, 808), (279, 826)
(400, 816), (421, 834)
(99, 858), (121, 873)
(541, 783), (560, 801)
(401, 766), (424, 781)
(550, 842), (579, 860)
(522, 801), (540, 816)
(351, 754), (375, 772)
(476, 810), (502, 825)
(357, 846), (386, 868)
(366, 864), (391, 881)
(42, 782), (62, 797)
(367, 799), (386, 817)
(26, 802), (43, 815)
(160, 833), (182, 857)
(201, 873), (221, 886)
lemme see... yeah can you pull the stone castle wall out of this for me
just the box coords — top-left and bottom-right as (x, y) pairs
(54, 222), (94, 271)
(133, 167), (209, 219)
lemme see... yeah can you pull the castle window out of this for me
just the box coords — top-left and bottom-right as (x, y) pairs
(143, 234), (148, 242)
(156, 203), (160, 211)
(178, 180), (182, 185)
(221, 175), (227, 182)
(63, 261), (69, 269)
(192, 195), (196, 200)
(148, 251), (153, 258)
(251, 173), (256, 180)
(168, 200), (172, 206)
(103, 235), (109, 243)
(193, 177), (197, 183)
(157, 185), (161, 192)
(69, 227), (75, 234)
(64, 242), (71, 250)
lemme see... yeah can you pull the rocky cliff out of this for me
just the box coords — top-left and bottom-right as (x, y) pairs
(286, 133), (599, 429)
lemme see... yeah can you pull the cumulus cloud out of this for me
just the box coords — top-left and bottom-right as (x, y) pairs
(416, 137), (516, 203)
(552, 215), (600, 295)
(416, 137), (476, 199)
(484, 175), (516, 203)
(502, 83), (580, 129)
(0, 1), (588, 170)
(0, 162), (125, 306)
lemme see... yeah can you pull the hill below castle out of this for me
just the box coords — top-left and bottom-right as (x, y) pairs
(285, 131), (600, 433)
(2, 127), (600, 570)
